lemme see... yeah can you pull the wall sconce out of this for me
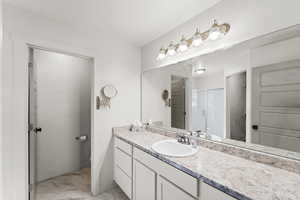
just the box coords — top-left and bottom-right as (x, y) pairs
(156, 19), (230, 60)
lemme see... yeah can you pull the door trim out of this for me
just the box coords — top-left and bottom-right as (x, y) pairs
(225, 71), (247, 141)
(5, 36), (96, 200)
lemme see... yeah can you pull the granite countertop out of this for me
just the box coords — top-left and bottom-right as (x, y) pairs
(114, 129), (300, 200)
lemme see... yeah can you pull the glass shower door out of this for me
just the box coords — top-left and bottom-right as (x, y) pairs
(207, 89), (224, 139)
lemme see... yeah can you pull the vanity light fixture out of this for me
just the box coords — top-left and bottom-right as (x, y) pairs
(191, 28), (203, 47)
(156, 19), (230, 60)
(167, 42), (176, 56)
(177, 36), (189, 52)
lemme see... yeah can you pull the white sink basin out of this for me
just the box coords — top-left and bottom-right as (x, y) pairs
(151, 139), (198, 157)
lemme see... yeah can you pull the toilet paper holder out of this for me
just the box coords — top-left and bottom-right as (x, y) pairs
(75, 135), (88, 142)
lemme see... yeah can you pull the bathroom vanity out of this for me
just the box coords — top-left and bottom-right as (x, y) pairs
(113, 128), (300, 200)
(112, 26), (300, 200)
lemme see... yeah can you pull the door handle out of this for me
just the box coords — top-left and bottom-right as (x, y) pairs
(34, 127), (42, 133)
(252, 125), (258, 130)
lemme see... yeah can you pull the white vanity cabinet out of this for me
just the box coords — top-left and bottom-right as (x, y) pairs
(133, 160), (156, 200)
(113, 137), (237, 200)
(157, 176), (196, 200)
(133, 147), (198, 200)
(114, 137), (132, 199)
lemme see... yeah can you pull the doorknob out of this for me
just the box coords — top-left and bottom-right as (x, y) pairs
(34, 127), (42, 133)
(252, 125), (258, 130)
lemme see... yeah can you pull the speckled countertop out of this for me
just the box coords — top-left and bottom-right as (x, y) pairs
(114, 129), (300, 200)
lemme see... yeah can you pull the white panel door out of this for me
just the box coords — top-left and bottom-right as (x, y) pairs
(133, 160), (156, 200)
(157, 176), (195, 200)
(34, 49), (90, 182)
(207, 89), (224, 138)
(252, 60), (300, 152)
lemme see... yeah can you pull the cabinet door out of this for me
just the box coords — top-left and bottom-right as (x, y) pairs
(200, 182), (236, 200)
(158, 176), (195, 200)
(133, 160), (156, 200)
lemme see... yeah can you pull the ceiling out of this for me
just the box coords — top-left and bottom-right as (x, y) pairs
(4, 0), (222, 46)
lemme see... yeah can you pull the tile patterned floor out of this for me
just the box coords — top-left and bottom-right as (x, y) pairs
(35, 168), (129, 200)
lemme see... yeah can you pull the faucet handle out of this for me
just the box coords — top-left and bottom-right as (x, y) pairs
(184, 136), (190, 145)
(176, 135), (184, 143)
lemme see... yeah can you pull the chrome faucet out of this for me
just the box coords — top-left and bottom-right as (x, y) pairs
(177, 135), (190, 145)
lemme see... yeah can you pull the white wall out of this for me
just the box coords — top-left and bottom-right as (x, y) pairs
(0, 0), (3, 199)
(192, 71), (224, 90)
(34, 49), (91, 182)
(2, 3), (140, 200)
(142, 0), (300, 70)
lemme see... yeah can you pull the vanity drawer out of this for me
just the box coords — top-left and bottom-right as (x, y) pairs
(114, 148), (132, 177)
(115, 137), (132, 155)
(133, 147), (198, 197)
(114, 165), (132, 198)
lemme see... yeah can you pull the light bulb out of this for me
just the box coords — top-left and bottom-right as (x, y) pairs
(156, 47), (166, 60)
(195, 68), (206, 74)
(209, 20), (223, 40)
(209, 27), (222, 40)
(192, 28), (203, 47)
(177, 36), (188, 52)
(167, 42), (176, 56)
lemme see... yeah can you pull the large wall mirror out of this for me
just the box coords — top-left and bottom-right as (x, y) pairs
(142, 25), (300, 160)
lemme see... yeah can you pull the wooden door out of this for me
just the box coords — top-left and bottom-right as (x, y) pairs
(171, 76), (186, 129)
(252, 60), (300, 152)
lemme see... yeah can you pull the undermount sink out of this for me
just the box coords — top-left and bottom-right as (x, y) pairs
(151, 139), (198, 157)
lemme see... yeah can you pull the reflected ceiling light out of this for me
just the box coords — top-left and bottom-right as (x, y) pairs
(194, 67), (206, 74)
(192, 28), (203, 47)
(177, 36), (189, 52)
(167, 42), (176, 56)
(209, 19), (230, 41)
(156, 47), (167, 60)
